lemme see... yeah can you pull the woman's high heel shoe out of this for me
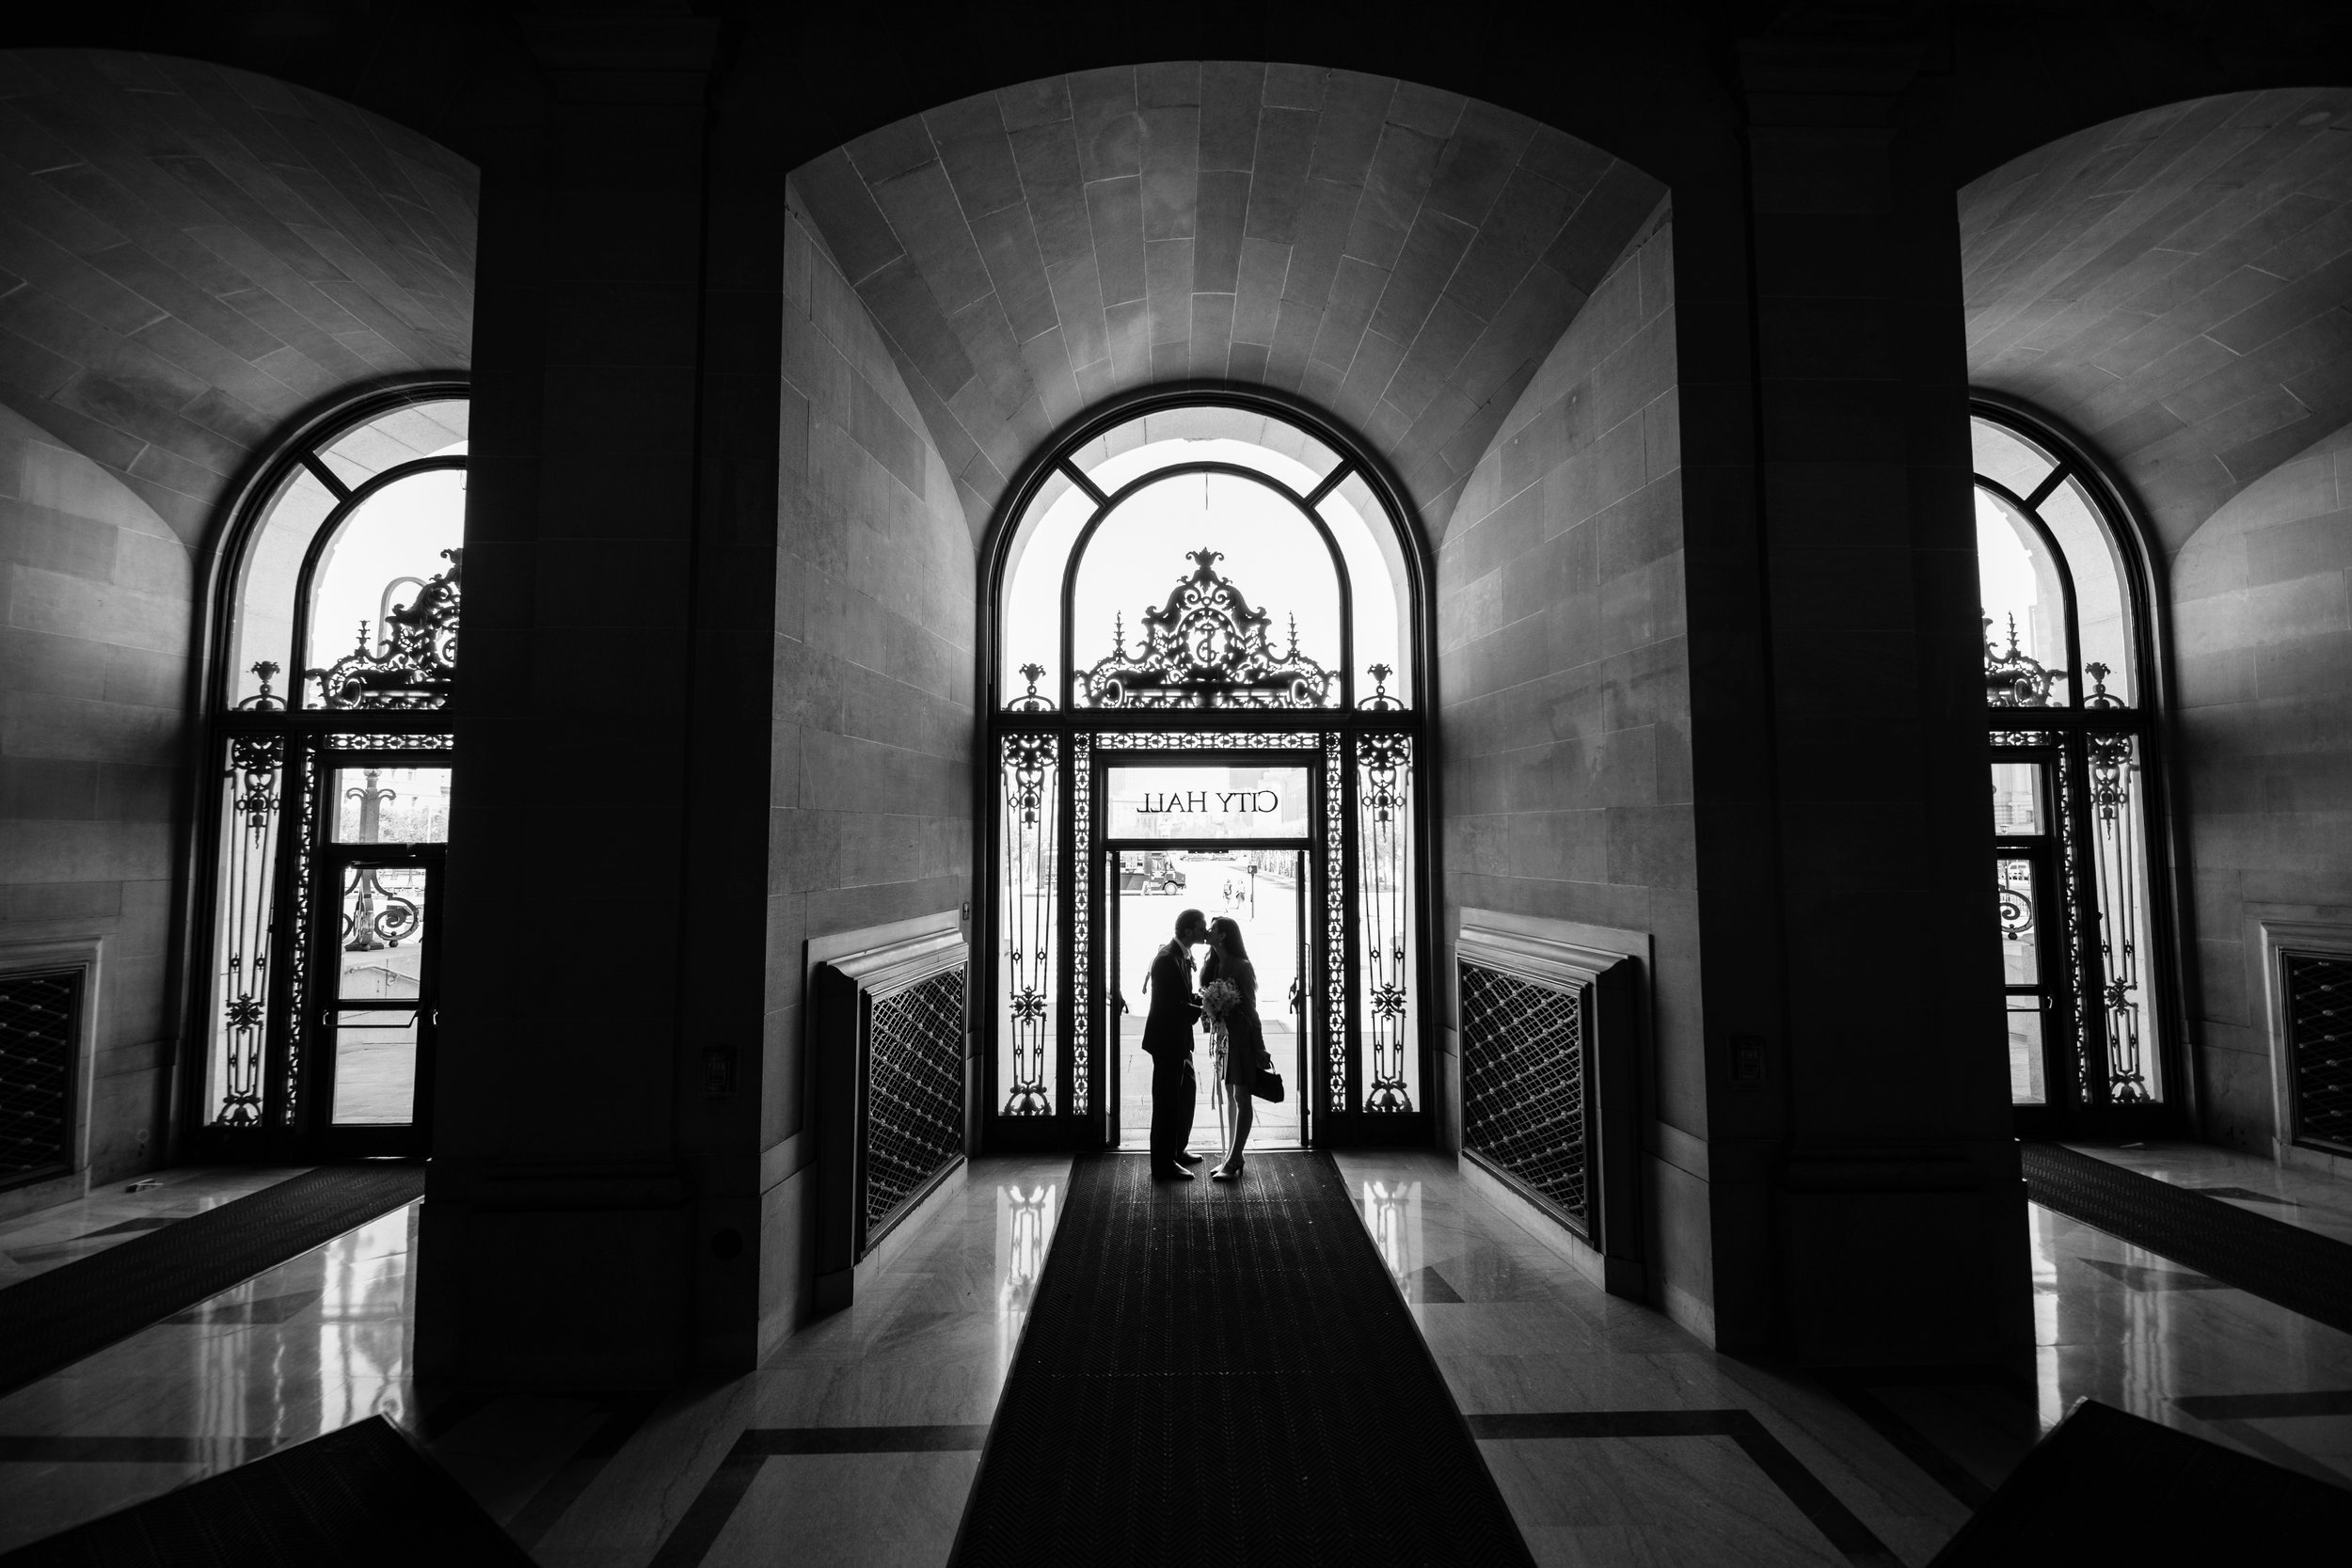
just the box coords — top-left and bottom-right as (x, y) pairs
(1212, 1159), (1244, 1180)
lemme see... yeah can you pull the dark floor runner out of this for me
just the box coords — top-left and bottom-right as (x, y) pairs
(0, 1164), (425, 1397)
(2021, 1143), (2352, 1335)
(0, 1414), (531, 1567)
(950, 1151), (1533, 1567)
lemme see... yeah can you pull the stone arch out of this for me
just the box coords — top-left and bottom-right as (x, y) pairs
(785, 64), (1667, 544)
(0, 49), (476, 546)
(1962, 87), (2352, 551)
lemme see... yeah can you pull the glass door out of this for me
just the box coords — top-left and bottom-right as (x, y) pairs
(1993, 753), (2066, 1137)
(313, 847), (441, 1153)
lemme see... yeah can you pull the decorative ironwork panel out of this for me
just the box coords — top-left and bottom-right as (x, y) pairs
(213, 735), (284, 1127)
(1081, 549), (1336, 709)
(2052, 738), (2090, 1101)
(309, 548), (461, 709)
(281, 739), (324, 1127)
(1459, 962), (1590, 1239)
(865, 966), (968, 1234)
(1984, 611), (2062, 707)
(2287, 954), (2352, 1154)
(2086, 729), (2153, 1102)
(1000, 734), (1057, 1115)
(1323, 731), (1348, 1113)
(0, 969), (78, 1179)
(1071, 733), (1093, 1116)
(1095, 730), (1319, 752)
(1358, 731), (1413, 1112)
(328, 732), (454, 752)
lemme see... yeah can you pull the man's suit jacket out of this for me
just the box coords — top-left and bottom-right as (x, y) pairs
(1139, 942), (1200, 1057)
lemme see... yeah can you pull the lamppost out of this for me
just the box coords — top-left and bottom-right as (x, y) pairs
(343, 768), (398, 952)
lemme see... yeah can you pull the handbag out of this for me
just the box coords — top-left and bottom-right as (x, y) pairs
(1252, 1050), (1285, 1103)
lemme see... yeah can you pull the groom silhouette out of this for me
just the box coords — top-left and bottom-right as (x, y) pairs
(1142, 908), (1208, 1179)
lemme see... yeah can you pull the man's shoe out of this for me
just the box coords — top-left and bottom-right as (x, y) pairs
(1153, 1164), (1196, 1181)
(1175, 1151), (1204, 1164)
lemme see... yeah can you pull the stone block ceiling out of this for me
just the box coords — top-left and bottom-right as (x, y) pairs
(1963, 87), (2352, 553)
(0, 50), (475, 543)
(790, 62), (1665, 542)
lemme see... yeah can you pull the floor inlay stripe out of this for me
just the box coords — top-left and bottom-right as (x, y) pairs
(645, 1425), (992, 1567)
(1466, 1412), (1901, 1566)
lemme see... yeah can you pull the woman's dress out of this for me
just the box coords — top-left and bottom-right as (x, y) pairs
(1216, 956), (1265, 1088)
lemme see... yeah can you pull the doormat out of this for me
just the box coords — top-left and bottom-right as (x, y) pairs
(0, 1164), (425, 1398)
(2020, 1143), (2352, 1335)
(0, 1415), (530, 1567)
(949, 1150), (1534, 1566)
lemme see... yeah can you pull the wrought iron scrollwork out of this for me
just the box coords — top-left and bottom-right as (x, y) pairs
(999, 733), (1056, 1116)
(1995, 870), (2035, 942)
(235, 661), (285, 712)
(309, 548), (461, 709)
(1984, 611), (2059, 708)
(1359, 731), (1413, 1112)
(1359, 663), (1404, 712)
(342, 866), (421, 951)
(214, 733), (285, 1128)
(1008, 662), (1055, 713)
(1097, 730), (1317, 751)
(2086, 729), (2150, 1103)
(1071, 735), (1093, 1115)
(1323, 732), (1348, 1112)
(1082, 548), (1335, 708)
(281, 741), (323, 1127)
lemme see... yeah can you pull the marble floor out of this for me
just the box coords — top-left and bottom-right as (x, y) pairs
(0, 1165), (310, 1288)
(0, 1143), (2346, 1562)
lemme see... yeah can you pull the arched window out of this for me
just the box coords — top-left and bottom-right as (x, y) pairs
(198, 385), (466, 1155)
(1973, 399), (2172, 1132)
(986, 397), (1429, 1151)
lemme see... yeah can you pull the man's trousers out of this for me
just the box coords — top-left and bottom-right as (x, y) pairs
(1149, 1052), (1195, 1171)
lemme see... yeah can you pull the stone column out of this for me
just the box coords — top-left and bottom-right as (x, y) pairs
(1690, 38), (2031, 1367)
(417, 11), (782, 1387)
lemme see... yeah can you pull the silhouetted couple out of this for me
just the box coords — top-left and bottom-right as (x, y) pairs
(1140, 908), (1264, 1181)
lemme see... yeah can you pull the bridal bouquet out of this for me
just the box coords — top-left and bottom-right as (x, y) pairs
(1200, 978), (1241, 1034)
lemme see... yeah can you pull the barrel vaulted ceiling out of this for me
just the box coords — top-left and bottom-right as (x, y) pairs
(0, 50), (475, 544)
(789, 62), (1667, 542)
(1963, 87), (2352, 554)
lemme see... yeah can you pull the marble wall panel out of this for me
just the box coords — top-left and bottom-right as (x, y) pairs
(1439, 208), (1702, 1321)
(2170, 419), (2352, 1151)
(0, 401), (190, 1194)
(763, 184), (977, 1353)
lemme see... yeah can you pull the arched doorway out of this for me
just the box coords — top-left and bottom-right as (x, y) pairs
(193, 382), (469, 1159)
(982, 393), (1434, 1151)
(1973, 396), (2180, 1137)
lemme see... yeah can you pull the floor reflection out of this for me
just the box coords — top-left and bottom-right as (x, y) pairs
(0, 1201), (420, 1554)
(996, 1179), (1056, 1372)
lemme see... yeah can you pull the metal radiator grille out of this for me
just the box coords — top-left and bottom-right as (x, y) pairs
(866, 965), (966, 1234)
(1, 969), (78, 1180)
(2288, 954), (2352, 1153)
(1459, 961), (1588, 1236)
